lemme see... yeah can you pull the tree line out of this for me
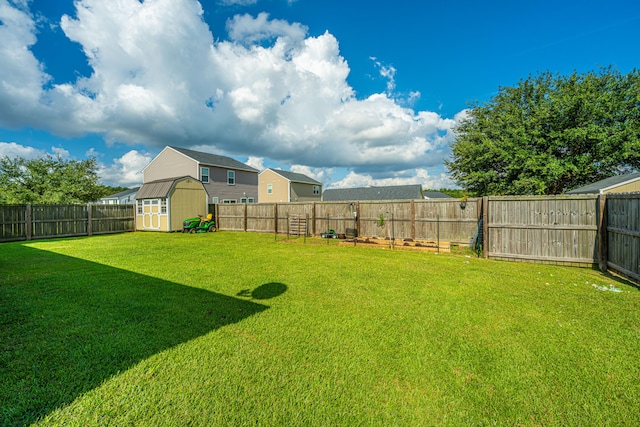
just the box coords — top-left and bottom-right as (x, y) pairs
(447, 67), (640, 195)
(0, 155), (127, 204)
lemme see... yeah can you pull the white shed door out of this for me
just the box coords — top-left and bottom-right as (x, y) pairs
(142, 199), (161, 230)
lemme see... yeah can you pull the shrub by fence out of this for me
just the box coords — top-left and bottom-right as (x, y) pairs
(0, 204), (135, 242)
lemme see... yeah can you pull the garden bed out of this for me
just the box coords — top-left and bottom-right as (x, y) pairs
(339, 237), (450, 252)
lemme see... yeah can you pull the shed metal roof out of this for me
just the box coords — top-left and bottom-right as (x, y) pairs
(566, 172), (640, 194)
(322, 184), (424, 201)
(136, 176), (192, 199)
(168, 146), (259, 173)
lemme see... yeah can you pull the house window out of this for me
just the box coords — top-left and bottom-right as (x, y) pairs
(223, 199), (237, 204)
(227, 170), (235, 185)
(267, 184), (272, 194)
(313, 185), (320, 195)
(241, 198), (255, 203)
(212, 197), (219, 204)
(200, 167), (209, 183)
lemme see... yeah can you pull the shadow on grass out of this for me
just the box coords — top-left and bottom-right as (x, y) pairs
(237, 282), (288, 300)
(0, 244), (280, 426)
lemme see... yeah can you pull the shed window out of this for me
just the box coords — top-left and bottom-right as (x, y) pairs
(227, 170), (235, 185)
(267, 184), (273, 194)
(161, 199), (167, 214)
(200, 167), (209, 183)
(137, 200), (143, 214)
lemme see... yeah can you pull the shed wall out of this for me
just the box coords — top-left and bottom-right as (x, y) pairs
(169, 178), (208, 231)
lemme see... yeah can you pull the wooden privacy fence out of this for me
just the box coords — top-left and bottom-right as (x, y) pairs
(483, 195), (600, 266)
(0, 204), (135, 242)
(214, 194), (640, 284)
(214, 199), (480, 245)
(605, 193), (640, 283)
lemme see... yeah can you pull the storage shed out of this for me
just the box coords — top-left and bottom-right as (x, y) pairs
(136, 176), (208, 232)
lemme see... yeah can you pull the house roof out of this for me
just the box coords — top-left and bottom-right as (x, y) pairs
(566, 172), (640, 194)
(264, 168), (321, 185)
(168, 146), (259, 173)
(136, 176), (195, 199)
(423, 191), (454, 199)
(322, 184), (424, 201)
(102, 187), (140, 199)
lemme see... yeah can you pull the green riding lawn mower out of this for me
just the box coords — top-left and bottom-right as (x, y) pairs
(182, 213), (217, 233)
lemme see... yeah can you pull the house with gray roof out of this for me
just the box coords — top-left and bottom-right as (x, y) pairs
(98, 187), (139, 204)
(142, 146), (259, 204)
(566, 172), (640, 195)
(423, 191), (454, 199)
(259, 168), (322, 202)
(322, 184), (425, 201)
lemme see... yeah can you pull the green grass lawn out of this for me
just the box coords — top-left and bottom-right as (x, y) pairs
(1, 232), (639, 426)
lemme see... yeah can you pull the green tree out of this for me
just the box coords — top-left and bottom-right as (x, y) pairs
(446, 67), (640, 195)
(0, 155), (105, 204)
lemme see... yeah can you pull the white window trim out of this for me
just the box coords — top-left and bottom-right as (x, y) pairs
(200, 166), (209, 183)
(267, 184), (273, 194)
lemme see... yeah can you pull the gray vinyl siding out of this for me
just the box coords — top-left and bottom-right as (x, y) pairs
(290, 182), (322, 202)
(205, 168), (258, 203)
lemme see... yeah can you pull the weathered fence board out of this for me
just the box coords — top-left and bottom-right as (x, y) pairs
(215, 199), (481, 245)
(606, 193), (640, 282)
(0, 205), (27, 242)
(0, 204), (135, 242)
(485, 195), (599, 266)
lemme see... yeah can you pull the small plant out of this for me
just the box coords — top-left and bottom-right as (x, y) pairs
(375, 213), (385, 227)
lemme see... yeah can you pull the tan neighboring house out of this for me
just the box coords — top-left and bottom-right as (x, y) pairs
(258, 168), (322, 203)
(566, 172), (640, 195)
(143, 146), (259, 204)
(135, 176), (208, 232)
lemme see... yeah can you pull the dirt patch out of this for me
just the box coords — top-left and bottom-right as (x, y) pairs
(338, 237), (450, 253)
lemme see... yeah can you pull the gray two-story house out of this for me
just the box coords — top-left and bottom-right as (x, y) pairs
(142, 146), (259, 204)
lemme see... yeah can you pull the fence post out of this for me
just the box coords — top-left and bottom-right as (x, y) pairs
(482, 196), (489, 258)
(87, 204), (93, 236)
(244, 202), (248, 232)
(25, 204), (32, 241)
(312, 202), (316, 236)
(274, 203), (278, 235)
(597, 194), (608, 272)
(410, 200), (416, 240)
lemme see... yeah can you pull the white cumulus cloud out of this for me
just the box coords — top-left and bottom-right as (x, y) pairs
(0, 0), (462, 187)
(97, 150), (153, 187)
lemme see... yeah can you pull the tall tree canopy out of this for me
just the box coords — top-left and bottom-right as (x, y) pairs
(0, 155), (104, 204)
(446, 68), (640, 195)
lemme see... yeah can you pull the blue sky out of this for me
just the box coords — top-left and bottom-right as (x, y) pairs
(1, 0), (638, 189)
